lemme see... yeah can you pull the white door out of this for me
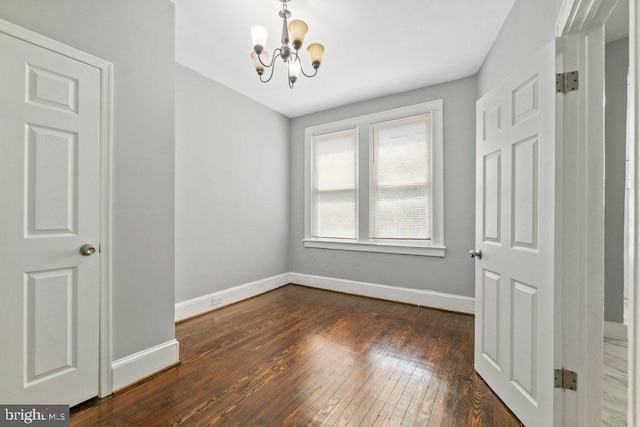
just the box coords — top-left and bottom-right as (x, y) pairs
(474, 41), (556, 426)
(0, 29), (102, 406)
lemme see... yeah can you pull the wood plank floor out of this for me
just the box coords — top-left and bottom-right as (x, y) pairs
(71, 285), (522, 426)
(602, 337), (628, 426)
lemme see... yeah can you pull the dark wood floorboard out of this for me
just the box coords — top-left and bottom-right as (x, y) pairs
(71, 285), (522, 426)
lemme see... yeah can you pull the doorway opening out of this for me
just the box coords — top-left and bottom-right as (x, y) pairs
(602, 0), (631, 423)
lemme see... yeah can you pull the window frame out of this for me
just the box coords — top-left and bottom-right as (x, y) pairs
(303, 99), (445, 257)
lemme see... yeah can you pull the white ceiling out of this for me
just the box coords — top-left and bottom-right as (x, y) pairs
(175, 0), (517, 118)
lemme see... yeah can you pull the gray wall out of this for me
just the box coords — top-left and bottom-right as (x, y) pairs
(604, 38), (629, 323)
(289, 77), (477, 297)
(0, 0), (176, 360)
(175, 64), (290, 303)
(478, 0), (563, 96)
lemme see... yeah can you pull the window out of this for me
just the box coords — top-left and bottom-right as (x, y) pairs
(304, 100), (445, 257)
(371, 114), (432, 242)
(311, 129), (357, 239)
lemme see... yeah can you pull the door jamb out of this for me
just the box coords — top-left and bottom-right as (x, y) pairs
(629, 0), (639, 423)
(0, 18), (114, 398)
(555, 0), (620, 425)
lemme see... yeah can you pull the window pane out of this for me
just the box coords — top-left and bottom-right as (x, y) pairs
(312, 129), (357, 239)
(372, 115), (432, 240)
(375, 185), (431, 239)
(314, 190), (357, 238)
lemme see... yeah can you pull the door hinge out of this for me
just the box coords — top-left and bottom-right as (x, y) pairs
(554, 368), (577, 390)
(556, 71), (579, 93)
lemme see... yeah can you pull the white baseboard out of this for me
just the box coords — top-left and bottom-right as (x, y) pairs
(288, 272), (475, 314)
(604, 321), (628, 341)
(112, 339), (179, 392)
(175, 272), (474, 323)
(175, 273), (290, 322)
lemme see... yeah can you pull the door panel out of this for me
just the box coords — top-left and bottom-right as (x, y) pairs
(483, 151), (502, 243)
(512, 74), (539, 125)
(0, 29), (101, 406)
(26, 125), (79, 235)
(475, 41), (556, 426)
(511, 136), (539, 250)
(482, 269), (501, 367)
(27, 63), (79, 113)
(511, 279), (537, 401)
(25, 268), (77, 385)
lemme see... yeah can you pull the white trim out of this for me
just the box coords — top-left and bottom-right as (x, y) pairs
(111, 339), (179, 392)
(556, 0), (618, 37)
(556, 0), (618, 424)
(289, 272), (474, 314)
(304, 99), (445, 253)
(304, 100), (444, 140)
(98, 60), (114, 401)
(0, 19), (115, 398)
(0, 18), (112, 69)
(432, 100), (445, 248)
(175, 273), (290, 322)
(176, 272), (474, 322)
(630, 0), (639, 422)
(303, 239), (446, 257)
(555, 0), (577, 36)
(557, 30), (605, 427)
(604, 321), (628, 341)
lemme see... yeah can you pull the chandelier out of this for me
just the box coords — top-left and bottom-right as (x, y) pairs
(250, 0), (325, 89)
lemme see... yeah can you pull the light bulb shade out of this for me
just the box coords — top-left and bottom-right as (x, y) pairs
(288, 58), (301, 79)
(251, 25), (269, 53)
(288, 20), (308, 49)
(251, 50), (269, 74)
(306, 43), (324, 68)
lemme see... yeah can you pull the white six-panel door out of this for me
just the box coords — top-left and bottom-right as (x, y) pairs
(474, 41), (556, 426)
(0, 30), (102, 405)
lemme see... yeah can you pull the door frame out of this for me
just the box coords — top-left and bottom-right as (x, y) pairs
(0, 18), (114, 398)
(629, 0), (639, 423)
(555, 0), (619, 425)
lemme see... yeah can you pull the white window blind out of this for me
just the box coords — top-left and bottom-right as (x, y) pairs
(371, 114), (432, 241)
(312, 129), (357, 239)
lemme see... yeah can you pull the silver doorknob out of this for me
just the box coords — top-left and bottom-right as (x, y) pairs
(80, 244), (96, 256)
(470, 249), (482, 259)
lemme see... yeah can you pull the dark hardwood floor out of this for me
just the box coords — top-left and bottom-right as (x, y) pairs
(71, 285), (522, 426)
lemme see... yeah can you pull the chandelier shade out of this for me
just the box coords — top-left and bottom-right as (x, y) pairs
(306, 43), (324, 68)
(288, 20), (308, 49)
(250, 0), (324, 89)
(288, 58), (301, 84)
(250, 25), (269, 54)
(251, 50), (269, 75)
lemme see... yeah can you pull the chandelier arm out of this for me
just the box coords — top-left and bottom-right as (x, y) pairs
(299, 64), (319, 78)
(258, 48), (281, 69)
(294, 51), (319, 78)
(259, 52), (281, 83)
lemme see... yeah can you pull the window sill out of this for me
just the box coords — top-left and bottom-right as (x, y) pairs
(303, 239), (446, 257)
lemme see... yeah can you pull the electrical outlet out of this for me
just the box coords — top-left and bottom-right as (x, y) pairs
(211, 296), (222, 306)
